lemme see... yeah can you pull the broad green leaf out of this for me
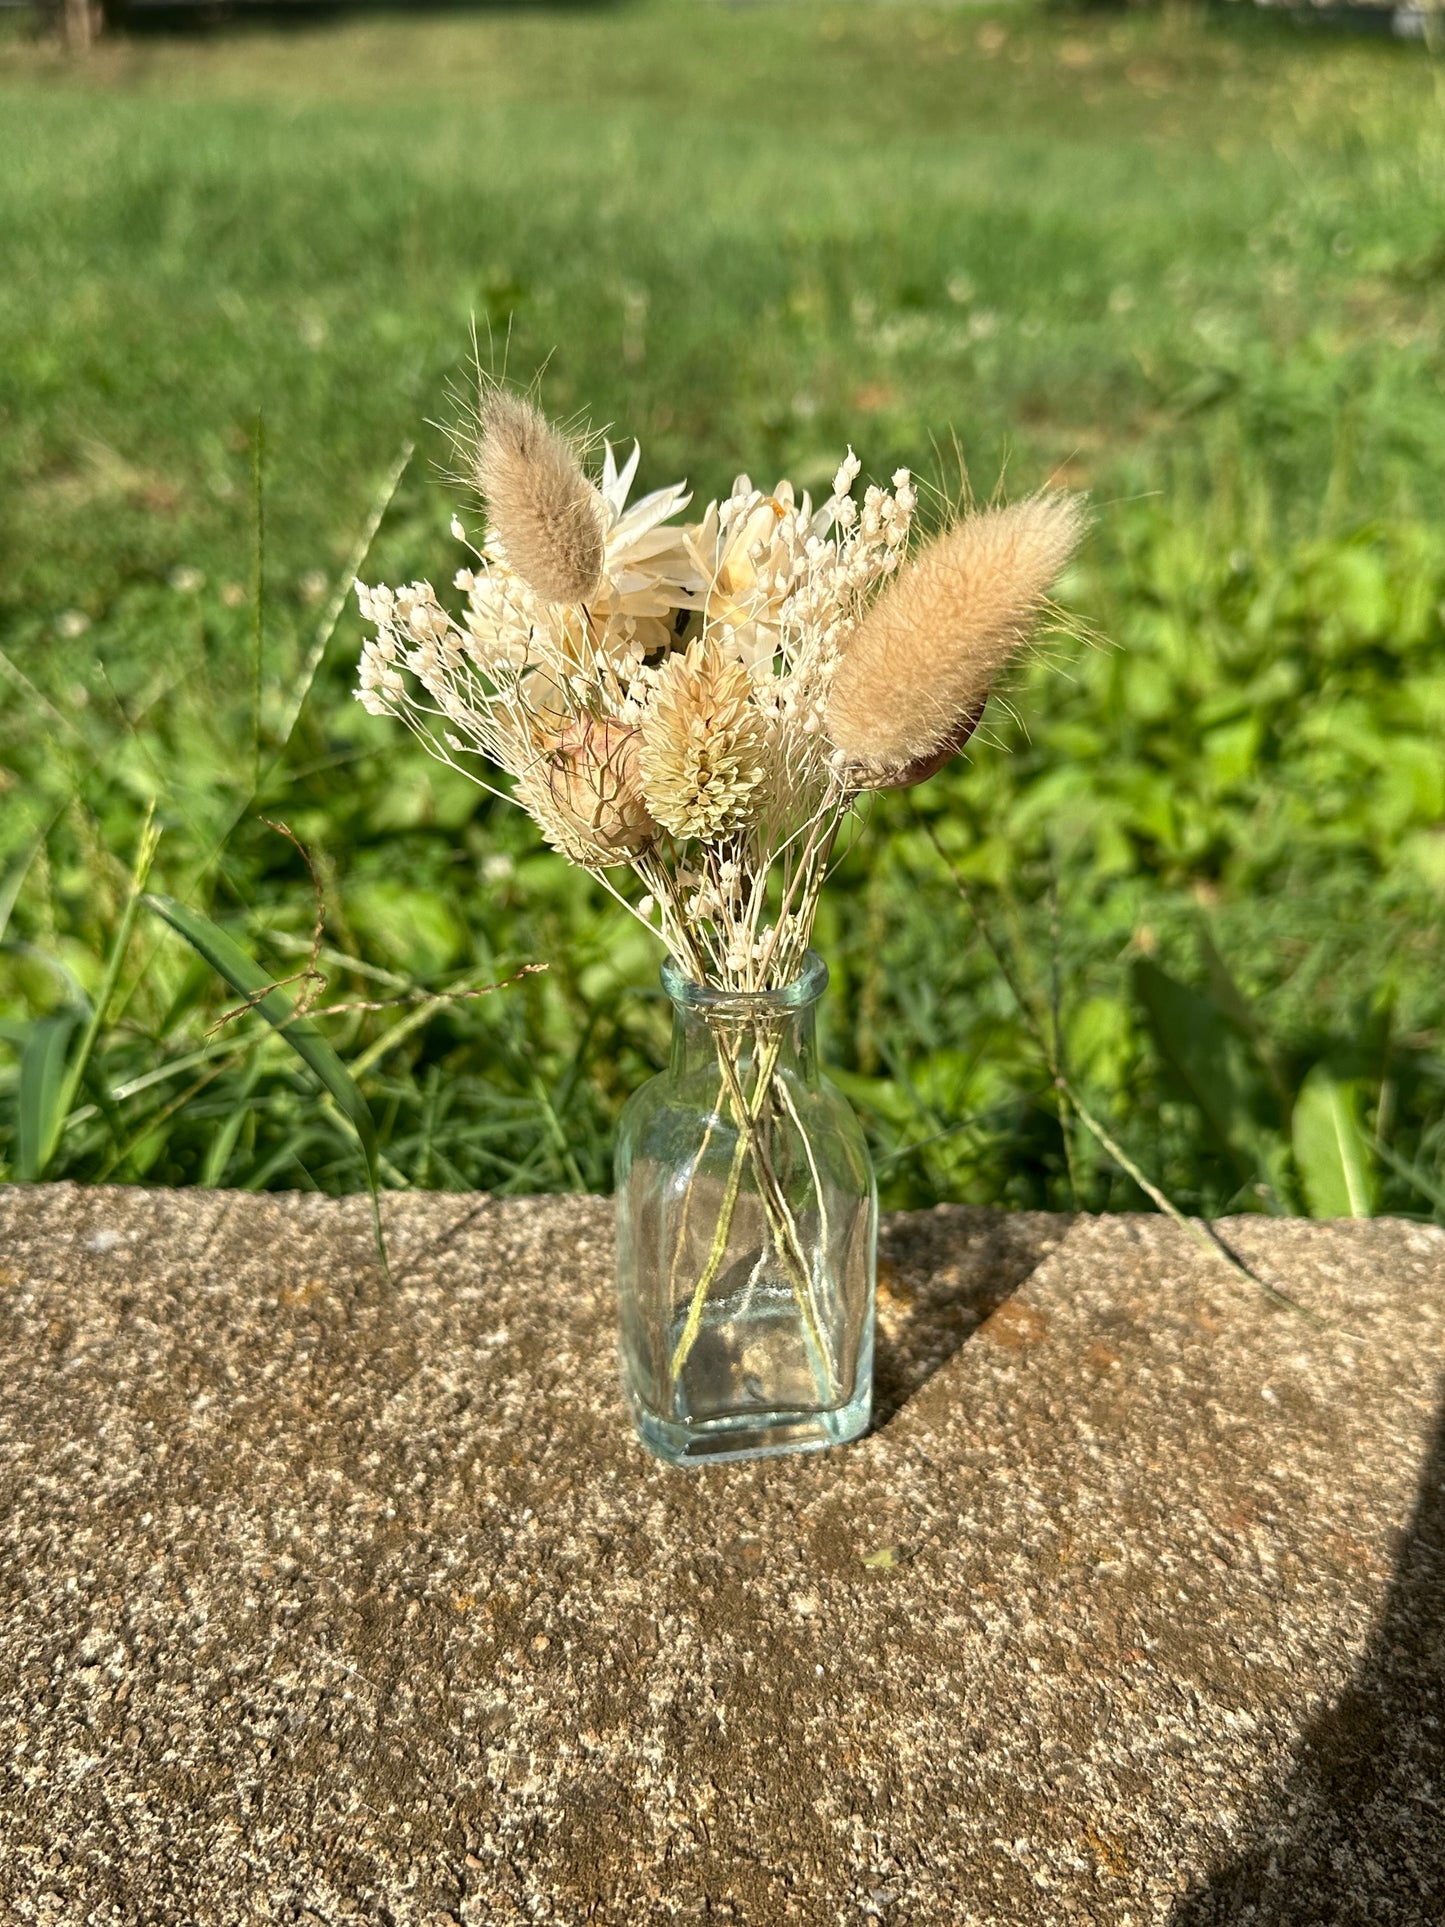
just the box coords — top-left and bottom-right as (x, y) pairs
(1201, 714), (1261, 788)
(347, 879), (466, 975)
(17, 1011), (82, 1182)
(827, 1068), (925, 1128)
(1292, 1066), (1377, 1219)
(1197, 929), (1289, 1104)
(1065, 993), (1133, 1090)
(144, 894), (383, 1222)
(1399, 829), (1445, 891)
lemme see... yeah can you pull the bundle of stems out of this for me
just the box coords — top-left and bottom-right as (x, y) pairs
(668, 1009), (832, 1390)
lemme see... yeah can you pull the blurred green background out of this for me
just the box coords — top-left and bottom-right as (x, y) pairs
(2, 0), (1443, 1217)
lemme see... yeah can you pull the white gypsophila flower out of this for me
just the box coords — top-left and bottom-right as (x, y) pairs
(833, 448), (862, 501)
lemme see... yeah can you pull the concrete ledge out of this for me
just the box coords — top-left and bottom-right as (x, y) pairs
(0, 1187), (1441, 1923)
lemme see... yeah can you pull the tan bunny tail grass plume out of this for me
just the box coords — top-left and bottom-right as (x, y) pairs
(825, 491), (1087, 788)
(472, 388), (606, 605)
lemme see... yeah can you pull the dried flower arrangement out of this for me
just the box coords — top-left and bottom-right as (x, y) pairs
(356, 387), (1084, 990)
(354, 383), (1084, 1458)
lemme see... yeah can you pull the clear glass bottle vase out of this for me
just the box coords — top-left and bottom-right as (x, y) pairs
(614, 951), (876, 1466)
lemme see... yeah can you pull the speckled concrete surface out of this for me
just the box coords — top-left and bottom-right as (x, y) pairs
(0, 1187), (1440, 1926)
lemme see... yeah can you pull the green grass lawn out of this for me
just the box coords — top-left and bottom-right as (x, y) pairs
(2, 0), (1444, 1217)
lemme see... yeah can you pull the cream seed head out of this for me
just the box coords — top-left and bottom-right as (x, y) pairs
(472, 388), (606, 606)
(825, 492), (1086, 788)
(638, 637), (769, 842)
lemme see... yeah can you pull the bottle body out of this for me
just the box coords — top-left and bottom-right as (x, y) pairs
(614, 953), (876, 1465)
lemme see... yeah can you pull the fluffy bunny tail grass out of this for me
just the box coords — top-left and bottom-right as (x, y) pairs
(472, 389), (605, 605)
(826, 492), (1086, 787)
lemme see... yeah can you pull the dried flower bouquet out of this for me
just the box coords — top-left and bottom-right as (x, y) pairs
(355, 386), (1082, 1441)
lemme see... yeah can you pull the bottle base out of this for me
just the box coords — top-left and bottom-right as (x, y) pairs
(627, 1384), (872, 1467)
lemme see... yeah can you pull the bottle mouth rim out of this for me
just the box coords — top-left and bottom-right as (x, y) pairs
(660, 949), (828, 1014)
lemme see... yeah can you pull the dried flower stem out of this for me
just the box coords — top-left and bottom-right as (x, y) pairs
(668, 1020), (834, 1392)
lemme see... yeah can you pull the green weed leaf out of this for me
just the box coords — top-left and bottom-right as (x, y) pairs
(1292, 1065), (1377, 1219)
(17, 1010), (82, 1181)
(1133, 958), (1289, 1202)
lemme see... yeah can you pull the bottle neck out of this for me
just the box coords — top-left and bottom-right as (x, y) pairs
(662, 953), (827, 1091)
(671, 999), (820, 1086)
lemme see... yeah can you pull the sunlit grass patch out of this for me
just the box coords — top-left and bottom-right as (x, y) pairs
(1, 1), (1443, 1213)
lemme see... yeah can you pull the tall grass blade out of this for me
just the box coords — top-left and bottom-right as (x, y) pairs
(0, 813), (62, 949)
(273, 440), (413, 760)
(200, 1055), (261, 1188)
(1373, 1137), (1445, 1221)
(180, 441), (414, 898)
(251, 414), (266, 797)
(33, 804), (162, 1177)
(17, 1010), (82, 1181)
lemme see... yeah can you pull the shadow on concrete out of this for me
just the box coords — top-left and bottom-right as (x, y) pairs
(383, 1193), (505, 1290)
(1174, 1391), (1445, 1923)
(869, 1208), (1073, 1432)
